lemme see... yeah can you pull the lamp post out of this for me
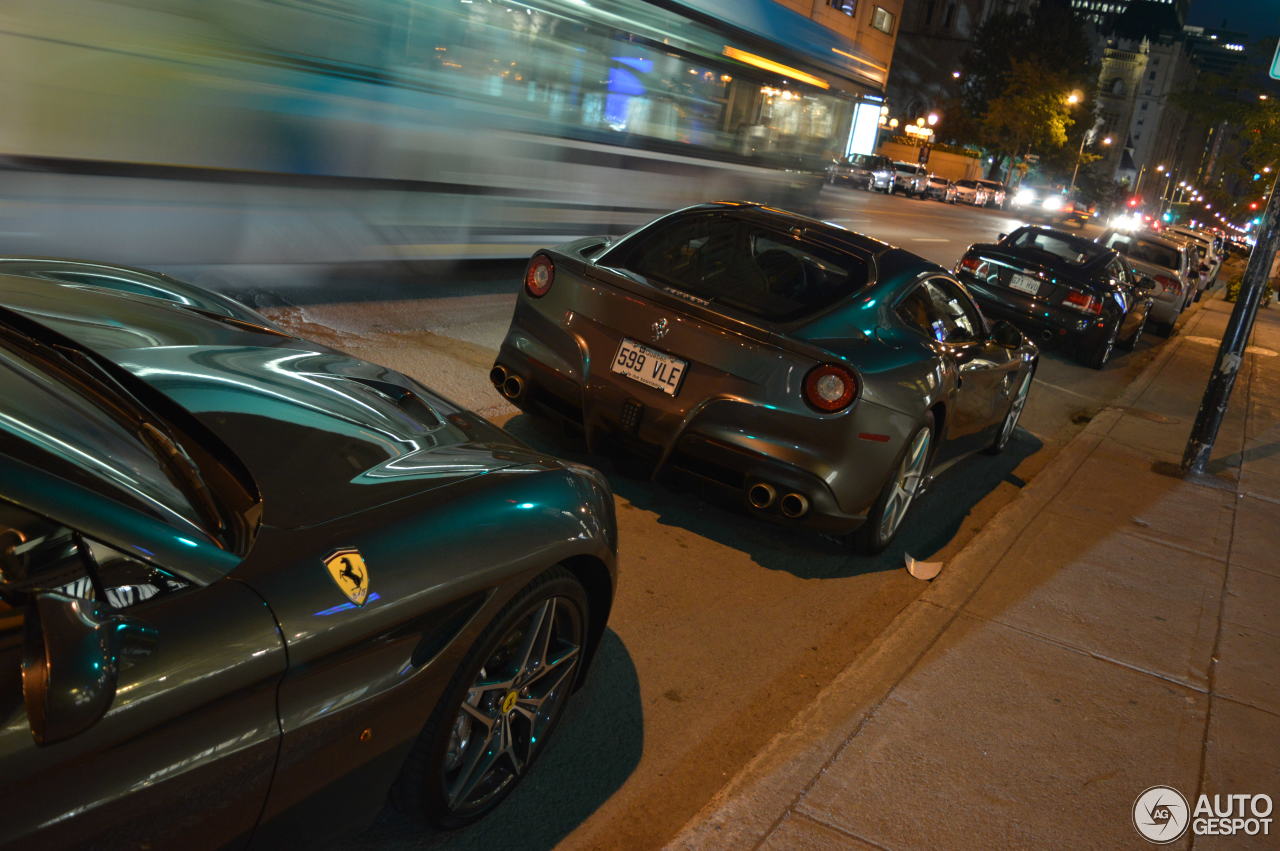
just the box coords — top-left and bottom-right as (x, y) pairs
(1069, 133), (1111, 197)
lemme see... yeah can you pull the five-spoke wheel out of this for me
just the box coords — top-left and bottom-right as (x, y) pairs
(395, 567), (587, 827)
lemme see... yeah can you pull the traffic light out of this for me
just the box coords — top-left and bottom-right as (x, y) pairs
(1127, 197), (1139, 208)
(1162, 212), (1172, 222)
(1250, 202), (1259, 210)
(1253, 173), (1262, 180)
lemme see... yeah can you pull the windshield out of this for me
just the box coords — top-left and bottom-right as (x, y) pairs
(0, 339), (209, 541)
(620, 214), (871, 323)
(1105, 234), (1180, 270)
(851, 154), (889, 170)
(1007, 228), (1107, 266)
(0, 308), (255, 552)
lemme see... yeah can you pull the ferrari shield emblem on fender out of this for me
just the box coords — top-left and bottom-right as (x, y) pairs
(324, 547), (370, 606)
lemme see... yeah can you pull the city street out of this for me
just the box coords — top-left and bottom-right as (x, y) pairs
(244, 188), (1169, 849)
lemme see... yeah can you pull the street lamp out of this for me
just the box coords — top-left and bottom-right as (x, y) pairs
(927, 112), (939, 126)
(1069, 132), (1111, 197)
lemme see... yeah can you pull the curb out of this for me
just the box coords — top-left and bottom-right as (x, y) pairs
(664, 301), (1214, 849)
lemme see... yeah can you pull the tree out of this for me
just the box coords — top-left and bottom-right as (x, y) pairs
(945, 0), (1097, 179)
(980, 59), (1077, 182)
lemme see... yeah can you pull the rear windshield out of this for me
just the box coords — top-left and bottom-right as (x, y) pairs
(977, 180), (1004, 189)
(1007, 228), (1107, 266)
(1104, 234), (1180, 269)
(618, 214), (870, 323)
(851, 154), (890, 170)
(957, 179), (978, 187)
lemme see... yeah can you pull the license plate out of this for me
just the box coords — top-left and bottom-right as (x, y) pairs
(1009, 273), (1041, 295)
(610, 338), (686, 396)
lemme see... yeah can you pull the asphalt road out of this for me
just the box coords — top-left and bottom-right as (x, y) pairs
(257, 187), (1164, 850)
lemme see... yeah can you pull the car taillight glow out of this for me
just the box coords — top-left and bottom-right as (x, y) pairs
(525, 254), (554, 297)
(1062, 290), (1103, 315)
(804, 363), (858, 413)
(1155, 274), (1179, 295)
(957, 256), (988, 277)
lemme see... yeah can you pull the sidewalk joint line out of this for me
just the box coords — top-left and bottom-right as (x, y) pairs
(786, 809), (892, 850)
(1193, 353), (1248, 830)
(1207, 691), (1280, 720)
(1121, 531), (1230, 563)
(958, 610), (1211, 693)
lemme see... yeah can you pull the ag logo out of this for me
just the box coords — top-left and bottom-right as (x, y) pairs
(651, 317), (670, 341)
(1134, 785), (1190, 843)
(324, 547), (370, 606)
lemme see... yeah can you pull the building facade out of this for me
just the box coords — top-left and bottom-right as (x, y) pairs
(885, 0), (1037, 122)
(769, 0), (905, 154)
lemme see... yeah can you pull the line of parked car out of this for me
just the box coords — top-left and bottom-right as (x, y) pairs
(0, 200), (1232, 848)
(827, 154), (1009, 209)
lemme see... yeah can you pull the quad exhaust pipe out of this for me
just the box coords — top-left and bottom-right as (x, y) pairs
(747, 483), (810, 518)
(490, 364), (525, 401)
(502, 374), (525, 400)
(747, 482), (776, 510)
(779, 492), (810, 519)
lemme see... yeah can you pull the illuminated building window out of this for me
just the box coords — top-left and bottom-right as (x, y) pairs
(872, 6), (895, 33)
(828, 0), (856, 15)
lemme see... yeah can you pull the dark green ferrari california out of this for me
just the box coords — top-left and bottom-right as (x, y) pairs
(0, 264), (617, 847)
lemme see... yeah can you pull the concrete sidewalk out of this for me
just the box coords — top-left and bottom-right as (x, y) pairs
(669, 294), (1280, 849)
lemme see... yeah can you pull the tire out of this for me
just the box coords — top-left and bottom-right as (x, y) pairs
(1082, 319), (1120, 369)
(851, 414), (935, 555)
(392, 566), (589, 828)
(1120, 307), (1148, 351)
(985, 366), (1034, 455)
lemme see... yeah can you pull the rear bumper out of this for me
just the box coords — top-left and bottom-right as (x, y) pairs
(963, 279), (1111, 351)
(492, 302), (913, 534)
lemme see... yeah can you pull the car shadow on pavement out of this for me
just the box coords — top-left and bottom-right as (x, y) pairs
(504, 413), (1042, 580)
(345, 628), (642, 851)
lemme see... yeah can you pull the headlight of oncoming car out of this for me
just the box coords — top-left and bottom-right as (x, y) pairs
(1042, 195), (1064, 212)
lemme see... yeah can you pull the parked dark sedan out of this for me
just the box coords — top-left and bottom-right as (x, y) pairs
(955, 225), (1154, 368)
(0, 271), (616, 847)
(492, 202), (1038, 553)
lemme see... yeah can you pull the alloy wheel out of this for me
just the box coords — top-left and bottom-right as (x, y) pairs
(995, 371), (1032, 451)
(879, 427), (932, 541)
(442, 595), (582, 815)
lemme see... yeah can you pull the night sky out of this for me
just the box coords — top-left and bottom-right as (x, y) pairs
(1187, 0), (1280, 39)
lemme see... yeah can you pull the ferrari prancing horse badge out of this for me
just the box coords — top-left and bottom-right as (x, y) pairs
(324, 547), (370, 606)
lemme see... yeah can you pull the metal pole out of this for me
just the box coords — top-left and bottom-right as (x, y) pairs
(1069, 133), (1087, 196)
(1181, 174), (1280, 475)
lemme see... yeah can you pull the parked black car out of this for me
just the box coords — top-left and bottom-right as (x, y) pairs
(955, 225), (1154, 368)
(0, 269), (617, 847)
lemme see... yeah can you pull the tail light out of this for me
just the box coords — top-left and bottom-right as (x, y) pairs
(956, 256), (988, 278)
(524, 254), (554, 298)
(1155, 274), (1180, 295)
(1062, 290), (1103, 315)
(804, 363), (858, 413)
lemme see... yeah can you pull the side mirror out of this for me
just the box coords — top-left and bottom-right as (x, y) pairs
(997, 232), (1008, 242)
(21, 592), (135, 745)
(1136, 277), (1158, 292)
(991, 319), (1023, 348)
